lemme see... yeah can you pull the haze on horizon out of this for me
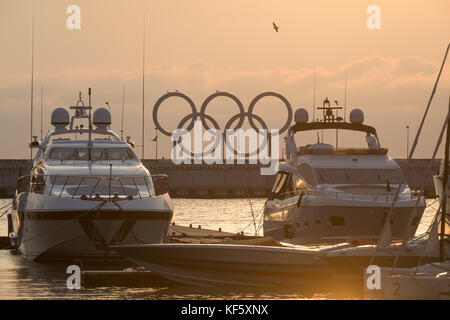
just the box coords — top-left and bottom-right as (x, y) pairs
(0, 0), (449, 160)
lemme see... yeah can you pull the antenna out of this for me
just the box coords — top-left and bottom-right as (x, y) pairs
(29, 10), (35, 159)
(312, 70), (316, 121)
(335, 100), (339, 148)
(121, 84), (125, 141)
(141, 13), (146, 159)
(88, 88), (92, 161)
(40, 83), (43, 141)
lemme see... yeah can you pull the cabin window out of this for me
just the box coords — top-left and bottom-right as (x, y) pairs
(314, 168), (404, 185)
(48, 147), (136, 161)
(271, 172), (288, 194)
(45, 175), (154, 198)
(265, 210), (289, 222)
(298, 163), (317, 186)
(269, 172), (295, 200)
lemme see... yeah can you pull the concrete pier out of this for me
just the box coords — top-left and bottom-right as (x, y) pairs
(0, 159), (441, 198)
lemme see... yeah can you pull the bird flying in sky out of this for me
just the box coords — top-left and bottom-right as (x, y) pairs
(272, 22), (279, 32)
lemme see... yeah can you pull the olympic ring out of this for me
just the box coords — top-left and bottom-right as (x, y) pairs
(199, 92), (245, 131)
(248, 92), (293, 134)
(176, 113), (221, 158)
(224, 112), (269, 158)
(152, 91), (292, 157)
(153, 92), (197, 136)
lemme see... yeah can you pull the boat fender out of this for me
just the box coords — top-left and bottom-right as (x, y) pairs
(7, 214), (13, 235)
(283, 223), (294, 239)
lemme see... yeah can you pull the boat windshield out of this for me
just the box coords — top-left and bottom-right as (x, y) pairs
(314, 168), (404, 185)
(48, 147), (136, 161)
(24, 175), (154, 198)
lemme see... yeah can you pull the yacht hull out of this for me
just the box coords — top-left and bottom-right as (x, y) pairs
(112, 243), (341, 287)
(264, 201), (425, 245)
(10, 192), (173, 264)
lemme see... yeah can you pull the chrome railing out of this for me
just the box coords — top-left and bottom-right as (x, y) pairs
(304, 189), (420, 202)
(268, 189), (420, 204)
(17, 174), (154, 200)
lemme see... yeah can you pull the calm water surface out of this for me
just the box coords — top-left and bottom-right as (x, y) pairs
(0, 198), (437, 299)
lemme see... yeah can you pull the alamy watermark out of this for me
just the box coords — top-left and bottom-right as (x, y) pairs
(365, 265), (381, 290)
(63, 4), (379, 31)
(366, 5), (381, 30)
(171, 121), (280, 175)
(66, 264), (81, 289)
(66, 5), (81, 30)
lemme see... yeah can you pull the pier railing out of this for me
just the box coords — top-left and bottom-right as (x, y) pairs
(16, 174), (154, 199)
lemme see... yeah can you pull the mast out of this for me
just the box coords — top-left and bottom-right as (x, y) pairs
(441, 95), (450, 262)
(408, 43), (449, 160)
(312, 71), (316, 122)
(30, 11), (35, 159)
(88, 88), (92, 161)
(142, 13), (146, 159)
(121, 84), (125, 141)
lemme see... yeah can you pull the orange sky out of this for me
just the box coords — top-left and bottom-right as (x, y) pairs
(0, 0), (449, 159)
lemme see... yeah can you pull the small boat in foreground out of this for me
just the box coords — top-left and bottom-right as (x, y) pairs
(324, 232), (448, 278)
(112, 242), (352, 287)
(363, 261), (450, 300)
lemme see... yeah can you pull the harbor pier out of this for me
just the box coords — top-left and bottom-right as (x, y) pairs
(0, 159), (441, 198)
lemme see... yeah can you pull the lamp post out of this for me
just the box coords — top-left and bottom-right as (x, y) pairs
(153, 127), (158, 160)
(406, 125), (410, 158)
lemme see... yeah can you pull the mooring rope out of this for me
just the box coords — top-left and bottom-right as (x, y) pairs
(0, 204), (12, 217)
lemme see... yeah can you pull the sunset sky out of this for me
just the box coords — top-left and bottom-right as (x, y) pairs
(0, 0), (449, 159)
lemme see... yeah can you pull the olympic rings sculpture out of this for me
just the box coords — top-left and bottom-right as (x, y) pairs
(152, 91), (293, 158)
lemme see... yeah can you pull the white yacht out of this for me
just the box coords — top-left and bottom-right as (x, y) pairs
(264, 99), (426, 244)
(8, 92), (174, 264)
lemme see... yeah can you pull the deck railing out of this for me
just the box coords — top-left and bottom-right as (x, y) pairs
(304, 189), (420, 202)
(269, 189), (421, 205)
(16, 174), (154, 200)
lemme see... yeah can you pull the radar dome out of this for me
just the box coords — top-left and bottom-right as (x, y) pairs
(93, 107), (111, 128)
(350, 109), (364, 124)
(294, 108), (309, 123)
(51, 108), (70, 129)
